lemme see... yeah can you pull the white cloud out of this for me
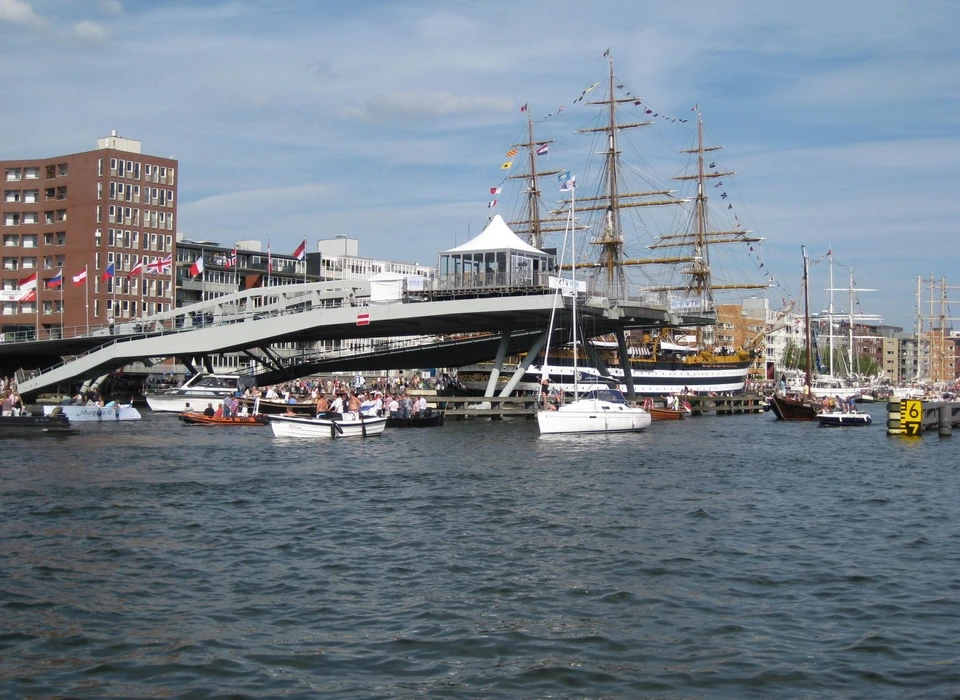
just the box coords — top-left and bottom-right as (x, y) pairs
(73, 20), (107, 42)
(0, 0), (45, 27)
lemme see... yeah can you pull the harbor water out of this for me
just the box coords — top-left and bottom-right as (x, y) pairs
(2, 403), (958, 698)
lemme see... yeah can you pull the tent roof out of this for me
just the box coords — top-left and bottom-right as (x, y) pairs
(442, 215), (546, 256)
(368, 271), (406, 281)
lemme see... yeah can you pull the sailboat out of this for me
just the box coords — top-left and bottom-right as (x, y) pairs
(464, 51), (769, 398)
(769, 246), (819, 421)
(536, 171), (651, 435)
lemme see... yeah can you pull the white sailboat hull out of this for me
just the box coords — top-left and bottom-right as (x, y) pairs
(537, 398), (651, 434)
(268, 413), (388, 438)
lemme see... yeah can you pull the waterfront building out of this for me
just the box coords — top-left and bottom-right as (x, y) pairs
(1, 132), (177, 339)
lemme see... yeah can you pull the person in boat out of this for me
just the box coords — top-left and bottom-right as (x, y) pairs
(347, 391), (362, 418)
(183, 402), (195, 413)
(416, 395), (428, 417)
(388, 395), (400, 418)
(202, 402), (215, 416)
(315, 394), (330, 418)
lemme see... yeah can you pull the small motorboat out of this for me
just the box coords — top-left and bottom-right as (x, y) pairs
(0, 412), (74, 436)
(385, 411), (444, 428)
(178, 412), (268, 426)
(818, 410), (873, 427)
(267, 412), (388, 438)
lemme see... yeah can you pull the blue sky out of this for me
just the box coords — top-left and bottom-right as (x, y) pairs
(1, 0), (958, 330)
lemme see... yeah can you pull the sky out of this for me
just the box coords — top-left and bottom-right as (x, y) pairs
(1, 0), (958, 331)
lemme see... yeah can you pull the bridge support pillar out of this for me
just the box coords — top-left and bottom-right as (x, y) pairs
(615, 328), (637, 400)
(498, 328), (550, 398)
(483, 330), (513, 398)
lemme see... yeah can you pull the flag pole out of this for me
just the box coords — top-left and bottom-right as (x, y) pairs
(84, 264), (90, 335)
(59, 268), (64, 338)
(35, 273), (40, 340)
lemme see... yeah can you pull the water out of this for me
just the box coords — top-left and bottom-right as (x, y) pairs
(2, 403), (959, 698)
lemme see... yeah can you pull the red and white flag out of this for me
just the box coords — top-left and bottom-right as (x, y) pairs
(292, 238), (306, 262)
(18, 272), (37, 292)
(489, 186), (502, 195)
(189, 256), (204, 277)
(73, 267), (88, 286)
(488, 199), (498, 208)
(127, 260), (143, 278)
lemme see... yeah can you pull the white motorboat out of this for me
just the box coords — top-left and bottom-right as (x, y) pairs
(145, 373), (245, 413)
(43, 402), (141, 422)
(818, 410), (873, 427)
(537, 389), (652, 434)
(267, 413), (388, 438)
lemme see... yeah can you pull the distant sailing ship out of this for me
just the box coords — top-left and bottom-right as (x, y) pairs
(458, 51), (769, 396)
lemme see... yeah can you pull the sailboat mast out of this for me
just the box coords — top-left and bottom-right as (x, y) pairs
(570, 182), (579, 401)
(803, 246), (812, 395)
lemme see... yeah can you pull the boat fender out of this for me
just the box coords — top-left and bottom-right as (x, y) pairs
(97, 408), (102, 419)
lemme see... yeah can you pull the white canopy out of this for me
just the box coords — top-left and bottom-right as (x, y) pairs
(443, 215), (545, 255)
(369, 271), (405, 303)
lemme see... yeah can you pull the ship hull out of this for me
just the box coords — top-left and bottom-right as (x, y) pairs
(456, 359), (751, 397)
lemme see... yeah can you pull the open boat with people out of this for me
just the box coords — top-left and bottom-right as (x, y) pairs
(178, 412), (268, 426)
(267, 413), (388, 438)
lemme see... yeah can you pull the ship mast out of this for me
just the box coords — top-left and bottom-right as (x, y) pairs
(507, 112), (563, 250)
(575, 52), (661, 297)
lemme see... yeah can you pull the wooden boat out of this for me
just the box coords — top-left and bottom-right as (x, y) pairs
(818, 410), (873, 427)
(178, 412), (267, 426)
(267, 413), (388, 438)
(771, 247), (820, 422)
(643, 398), (688, 420)
(769, 394), (819, 421)
(648, 407), (686, 421)
(385, 412), (444, 428)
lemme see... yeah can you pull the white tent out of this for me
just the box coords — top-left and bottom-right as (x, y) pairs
(442, 214), (546, 256)
(438, 215), (553, 290)
(369, 271), (406, 303)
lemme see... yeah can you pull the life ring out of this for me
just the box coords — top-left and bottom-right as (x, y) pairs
(643, 398), (654, 410)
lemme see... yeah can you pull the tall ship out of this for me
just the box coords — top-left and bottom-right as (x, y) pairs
(457, 52), (769, 396)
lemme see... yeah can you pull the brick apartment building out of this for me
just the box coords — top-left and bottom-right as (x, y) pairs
(2, 132), (177, 339)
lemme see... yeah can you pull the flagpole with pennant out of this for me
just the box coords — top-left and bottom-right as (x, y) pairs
(293, 238), (307, 284)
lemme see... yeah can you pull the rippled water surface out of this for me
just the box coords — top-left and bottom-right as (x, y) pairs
(2, 403), (959, 698)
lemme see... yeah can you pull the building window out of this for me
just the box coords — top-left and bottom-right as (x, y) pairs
(3, 213), (20, 226)
(22, 213), (38, 226)
(22, 234), (38, 247)
(2, 257), (18, 270)
(56, 209), (66, 222)
(56, 232), (66, 246)
(5, 168), (22, 181)
(58, 163), (68, 177)
(3, 190), (20, 203)
(98, 158), (103, 177)
(24, 167), (39, 179)
(3, 235), (18, 247)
